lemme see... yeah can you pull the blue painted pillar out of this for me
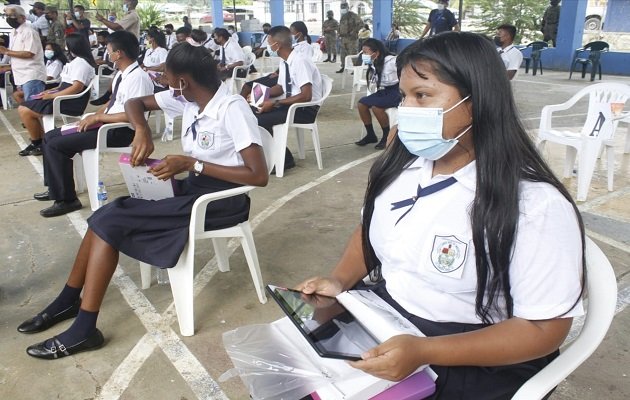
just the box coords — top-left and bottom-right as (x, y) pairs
(270, 0), (284, 27)
(211, 0), (223, 28)
(603, 0), (630, 32)
(553, 0), (587, 69)
(372, 0), (393, 41)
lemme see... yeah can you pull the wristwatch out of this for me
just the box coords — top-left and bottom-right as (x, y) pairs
(193, 160), (204, 176)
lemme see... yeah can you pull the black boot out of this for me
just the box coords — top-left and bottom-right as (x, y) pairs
(336, 66), (344, 73)
(356, 125), (378, 146)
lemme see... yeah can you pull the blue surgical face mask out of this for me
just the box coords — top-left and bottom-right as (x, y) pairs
(267, 43), (278, 57)
(44, 50), (54, 59)
(169, 79), (187, 103)
(397, 95), (471, 160)
(108, 15), (116, 22)
(362, 54), (373, 65)
(291, 34), (298, 46)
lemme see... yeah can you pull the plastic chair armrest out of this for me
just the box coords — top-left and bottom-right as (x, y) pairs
(51, 84), (92, 116)
(189, 185), (256, 236)
(95, 122), (133, 150)
(286, 99), (322, 124)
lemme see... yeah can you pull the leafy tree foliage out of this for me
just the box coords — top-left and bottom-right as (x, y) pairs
(470, 0), (547, 43)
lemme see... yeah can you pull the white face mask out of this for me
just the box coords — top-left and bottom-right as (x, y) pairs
(66, 20), (73, 26)
(74, 11), (80, 18)
(341, 8), (348, 15)
(123, 4), (129, 13)
(397, 96), (471, 160)
(44, 50), (54, 59)
(437, 4), (445, 10)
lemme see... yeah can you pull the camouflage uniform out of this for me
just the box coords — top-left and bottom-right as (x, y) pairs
(338, 10), (362, 70)
(541, 4), (560, 47)
(322, 17), (339, 61)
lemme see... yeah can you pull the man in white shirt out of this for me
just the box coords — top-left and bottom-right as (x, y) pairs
(495, 24), (523, 81)
(255, 25), (323, 171)
(28, 2), (49, 37)
(96, 0), (140, 39)
(214, 28), (245, 81)
(164, 24), (176, 49)
(35, 31), (154, 217)
(0, 5), (46, 104)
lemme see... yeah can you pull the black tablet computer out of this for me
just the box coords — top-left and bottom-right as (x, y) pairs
(266, 285), (379, 361)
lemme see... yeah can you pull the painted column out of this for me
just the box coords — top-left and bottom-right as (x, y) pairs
(552, 0), (587, 69)
(270, 0), (284, 27)
(372, 0), (393, 41)
(211, 0), (223, 28)
(603, 0), (630, 32)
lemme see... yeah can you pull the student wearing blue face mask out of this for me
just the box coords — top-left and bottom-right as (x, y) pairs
(289, 21), (314, 59)
(355, 39), (400, 149)
(297, 33), (584, 398)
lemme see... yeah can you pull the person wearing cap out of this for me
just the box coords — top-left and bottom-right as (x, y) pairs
(420, 0), (460, 39)
(28, 2), (49, 37)
(45, 6), (65, 48)
(95, 0), (140, 39)
(322, 10), (339, 63)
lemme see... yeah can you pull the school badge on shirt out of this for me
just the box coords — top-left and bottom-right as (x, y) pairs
(431, 235), (468, 277)
(197, 131), (215, 150)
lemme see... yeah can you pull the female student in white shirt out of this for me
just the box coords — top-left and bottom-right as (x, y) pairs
(44, 42), (67, 83)
(355, 38), (400, 150)
(141, 28), (168, 78)
(17, 33), (95, 156)
(18, 42), (268, 359)
(298, 32), (585, 399)
(290, 21), (314, 59)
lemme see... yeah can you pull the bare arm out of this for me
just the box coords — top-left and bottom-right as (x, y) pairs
(44, 80), (85, 99)
(420, 23), (431, 39)
(507, 69), (517, 80)
(96, 14), (123, 31)
(124, 95), (162, 166)
(0, 47), (35, 59)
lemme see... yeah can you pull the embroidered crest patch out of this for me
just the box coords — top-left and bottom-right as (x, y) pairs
(431, 235), (468, 274)
(197, 131), (215, 150)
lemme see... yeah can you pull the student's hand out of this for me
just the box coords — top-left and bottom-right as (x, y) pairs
(0, 46), (8, 55)
(149, 155), (194, 180)
(77, 114), (100, 132)
(257, 100), (275, 114)
(41, 92), (56, 100)
(349, 334), (425, 381)
(269, 72), (279, 79)
(296, 276), (344, 298)
(130, 127), (155, 166)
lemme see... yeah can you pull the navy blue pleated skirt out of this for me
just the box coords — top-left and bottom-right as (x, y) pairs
(22, 82), (91, 116)
(358, 83), (401, 109)
(88, 173), (250, 268)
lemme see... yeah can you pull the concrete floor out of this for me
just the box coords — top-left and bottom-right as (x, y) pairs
(0, 63), (629, 400)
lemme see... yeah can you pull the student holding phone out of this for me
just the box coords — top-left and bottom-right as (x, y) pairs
(297, 32), (584, 398)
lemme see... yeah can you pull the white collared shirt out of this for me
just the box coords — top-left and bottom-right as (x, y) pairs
(45, 59), (63, 79)
(106, 61), (153, 114)
(166, 33), (177, 50)
(9, 22), (46, 85)
(277, 49), (322, 101)
(30, 13), (49, 36)
(292, 40), (314, 58)
(370, 157), (583, 324)
(369, 55), (398, 88)
(143, 47), (168, 68)
(155, 82), (262, 166)
(221, 37), (245, 65)
(498, 44), (523, 73)
(60, 57), (95, 86)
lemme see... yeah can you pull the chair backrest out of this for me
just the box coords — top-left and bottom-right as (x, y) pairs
(584, 41), (609, 52)
(344, 53), (359, 69)
(320, 75), (333, 102)
(511, 237), (617, 400)
(258, 126), (275, 173)
(244, 52), (256, 68)
(242, 45), (252, 55)
(581, 83), (630, 137)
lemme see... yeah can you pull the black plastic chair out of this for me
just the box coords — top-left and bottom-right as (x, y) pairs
(569, 41), (609, 82)
(522, 41), (549, 76)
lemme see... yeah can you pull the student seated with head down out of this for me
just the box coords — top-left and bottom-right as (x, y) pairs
(18, 42), (268, 360)
(296, 32), (584, 399)
(17, 33), (95, 157)
(33, 31), (154, 217)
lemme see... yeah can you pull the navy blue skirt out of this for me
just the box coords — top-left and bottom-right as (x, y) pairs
(88, 173), (250, 268)
(358, 83), (401, 108)
(22, 82), (91, 116)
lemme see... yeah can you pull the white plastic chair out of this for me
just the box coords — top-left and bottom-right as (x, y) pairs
(229, 52), (256, 95)
(537, 82), (630, 201)
(42, 76), (96, 132)
(92, 64), (115, 100)
(139, 127), (275, 336)
(271, 75), (333, 177)
(511, 237), (617, 400)
(357, 107), (398, 140)
(311, 43), (324, 63)
(257, 49), (281, 75)
(619, 114), (630, 154)
(242, 45), (252, 55)
(349, 65), (369, 109)
(341, 53), (360, 89)
(1, 70), (13, 110)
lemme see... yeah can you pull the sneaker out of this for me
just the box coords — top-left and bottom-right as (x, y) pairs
(18, 143), (42, 156)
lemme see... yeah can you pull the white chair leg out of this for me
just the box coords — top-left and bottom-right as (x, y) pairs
(576, 141), (600, 202)
(341, 69), (347, 89)
(625, 125), (630, 154)
(168, 243), (195, 336)
(272, 124), (289, 178)
(42, 115), (54, 133)
(564, 146), (578, 178)
(212, 237), (230, 272)
(73, 153), (86, 194)
(81, 149), (101, 211)
(239, 222), (267, 304)
(311, 124), (323, 170)
(139, 262), (153, 289)
(296, 128), (306, 159)
(606, 144), (614, 192)
(350, 84), (357, 109)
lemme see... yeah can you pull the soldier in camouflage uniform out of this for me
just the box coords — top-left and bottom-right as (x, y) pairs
(336, 2), (363, 73)
(322, 10), (339, 63)
(541, 0), (560, 47)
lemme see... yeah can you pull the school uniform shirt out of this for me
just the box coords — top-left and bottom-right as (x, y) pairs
(119, 10), (140, 39)
(106, 61), (153, 114)
(370, 157), (584, 325)
(154, 82), (262, 166)
(166, 32), (177, 50)
(220, 37), (245, 65)
(277, 49), (322, 101)
(498, 44), (524, 73)
(29, 13), (49, 36)
(369, 54), (398, 89)
(59, 57), (95, 87)
(231, 32), (239, 44)
(260, 33), (269, 48)
(292, 40), (314, 59)
(143, 47), (168, 68)
(9, 22), (46, 85)
(45, 59), (64, 80)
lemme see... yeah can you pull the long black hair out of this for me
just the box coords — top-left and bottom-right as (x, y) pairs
(147, 28), (167, 49)
(65, 33), (96, 68)
(361, 32), (585, 324)
(166, 42), (220, 92)
(290, 21), (312, 44)
(361, 38), (391, 90)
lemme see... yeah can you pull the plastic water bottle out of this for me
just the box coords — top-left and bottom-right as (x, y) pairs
(157, 268), (170, 285)
(97, 181), (108, 207)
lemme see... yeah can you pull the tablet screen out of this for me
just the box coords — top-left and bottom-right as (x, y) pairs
(266, 285), (379, 361)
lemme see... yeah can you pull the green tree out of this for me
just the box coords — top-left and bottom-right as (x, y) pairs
(393, 0), (431, 38)
(137, 3), (166, 30)
(470, 0), (547, 43)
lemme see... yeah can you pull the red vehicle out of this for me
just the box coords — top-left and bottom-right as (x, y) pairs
(200, 11), (235, 24)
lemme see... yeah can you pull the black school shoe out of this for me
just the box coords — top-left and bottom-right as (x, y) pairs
(26, 329), (104, 360)
(18, 143), (42, 156)
(40, 199), (82, 218)
(17, 299), (81, 334)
